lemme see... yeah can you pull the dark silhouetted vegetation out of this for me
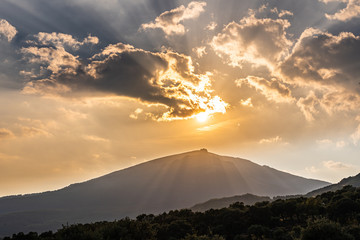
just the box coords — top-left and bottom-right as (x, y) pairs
(3, 186), (360, 240)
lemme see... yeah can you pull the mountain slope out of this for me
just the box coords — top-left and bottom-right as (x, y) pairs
(307, 173), (360, 197)
(190, 193), (271, 212)
(0, 150), (329, 236)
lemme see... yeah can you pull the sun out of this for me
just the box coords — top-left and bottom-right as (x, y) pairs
(196, 112), (209, 122)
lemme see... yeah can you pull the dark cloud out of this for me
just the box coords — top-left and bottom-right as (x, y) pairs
(23, 42), (227, 120)
(280, 29), (360, 93)
(278, 28), (360, 120)
(75, 44), (170, 103)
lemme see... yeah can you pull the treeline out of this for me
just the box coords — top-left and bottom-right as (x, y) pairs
(4, 186), (360, 240)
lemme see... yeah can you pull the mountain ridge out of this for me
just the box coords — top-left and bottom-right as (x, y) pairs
(307, 173), (360, 197)
(190, 193), (272, 212)
(0, 150), (330, 236)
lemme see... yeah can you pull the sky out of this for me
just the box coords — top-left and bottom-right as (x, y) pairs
(0, 0), (360, 197)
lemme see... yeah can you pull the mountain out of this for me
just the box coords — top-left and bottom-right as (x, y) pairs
(307, 173), (360, 197)
(0, 149), (329, 236)
(190, 193), (271, 212)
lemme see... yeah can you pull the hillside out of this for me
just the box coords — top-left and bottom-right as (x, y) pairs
(190, 193), (271, 212)
(307, 173), (360, 197)
(0, 150), (329, 236)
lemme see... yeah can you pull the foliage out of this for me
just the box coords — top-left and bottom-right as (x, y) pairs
(3, 186), (360, 240)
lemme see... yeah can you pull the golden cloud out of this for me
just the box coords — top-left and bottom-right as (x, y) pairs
(321, 0), (360, 21)
(21, 46), (80, 74)
(211, 13), (291, 69)
(30, 32), (99, 50)
(0, 19), (17, 42)
(236, 76), (293, 103)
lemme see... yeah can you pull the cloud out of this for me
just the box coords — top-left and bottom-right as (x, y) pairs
(0, 128), (14, 140)
(58, 107), (88, 121)
(205, 21), (217, 30)
(336, 140), (346, 148)
(259, 136), (288, 145)
(20, 33), (99, 77)
(22, 79), (72, 96)
(193, 46), (207, 58)
(281, 29), (360, 91)
(236, 76), (293, 103)
(210, 13), (292, 69)
(82, 135), (109, 143)
(140, 1), (206, 36)
(280, 29), (360, 119)
(20, 126), (51, 138)
(279, 10), (294, 18)
(316, 139), (347, 148)
(86, 43), (228, 120)
(0, 119), (55, 140)
(307, 160), (353, 172)
(29, 32), (99, 50)
(129, 108), (144, 120)
(270, 8), (294, 18)
(295, 90), (360, 122)
(0, 19), (17, 42)
(22, 40), (228, 121)
(21, 46), (80, 74)
(323, 160), (351, 169)
(316, 139), (333, 145)
(296, 91), (320, 121)
(321, 0), (360, 21)
(15, 118), (54, 138)
(306, 160), (359, 180)
(240, 98), (253, 107)
(320, 91), (360, 114)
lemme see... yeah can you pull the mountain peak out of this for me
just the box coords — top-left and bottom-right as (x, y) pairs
(199, 148), (208, 153)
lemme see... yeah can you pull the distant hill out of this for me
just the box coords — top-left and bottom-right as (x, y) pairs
(4, 186), (360, 240)
(0, 149), (329, 236)
(191, 193), (271, 212)
(307, 173), (360, 197)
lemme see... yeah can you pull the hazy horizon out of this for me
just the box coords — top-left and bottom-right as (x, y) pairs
(1, 0), (360, 197)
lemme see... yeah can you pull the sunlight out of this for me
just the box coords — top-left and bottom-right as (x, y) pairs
(196, 112), (209, 122)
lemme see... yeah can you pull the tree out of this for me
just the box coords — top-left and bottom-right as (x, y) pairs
(247, 225), (270, 240)
(301, 220), (353, 240)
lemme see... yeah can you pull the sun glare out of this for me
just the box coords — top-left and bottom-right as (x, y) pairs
(196, 112), (209, 122)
